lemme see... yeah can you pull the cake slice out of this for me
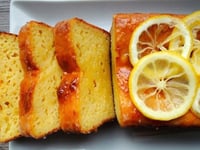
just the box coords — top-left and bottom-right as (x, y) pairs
(19, 21), (62, 138)
(0, 32), (23, 143)
(54, 18), (115, 133)
(111, 13), (200, 127)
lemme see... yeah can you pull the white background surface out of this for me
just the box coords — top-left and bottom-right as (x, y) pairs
(10, 0), (200, 149)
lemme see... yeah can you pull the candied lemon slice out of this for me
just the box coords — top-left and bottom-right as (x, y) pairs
(129, 15), (192, 65)
(184, 10), (200, 75)
(129, 52), (197, 121)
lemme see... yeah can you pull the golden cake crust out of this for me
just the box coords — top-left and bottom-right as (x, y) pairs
(54, 18), (81, 133)
(19, 21), (51, 71)
(54, 20), (79, 73)
(57, 72), (81, 132)
(19, 71), (39, 136)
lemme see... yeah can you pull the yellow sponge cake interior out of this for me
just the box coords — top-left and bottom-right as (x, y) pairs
(0, 33), (24, 142)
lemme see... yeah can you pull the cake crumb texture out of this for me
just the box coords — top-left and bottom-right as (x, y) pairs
(0, 32), (24, 142)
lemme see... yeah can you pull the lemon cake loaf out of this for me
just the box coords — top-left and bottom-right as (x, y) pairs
(111, 13), (200, 127)
(19, 21), (62, 138)
(54, 18), (115, 133)
(0, 32), (24, 143)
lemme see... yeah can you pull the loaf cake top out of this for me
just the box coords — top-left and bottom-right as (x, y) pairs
(111, 13), (200, 127)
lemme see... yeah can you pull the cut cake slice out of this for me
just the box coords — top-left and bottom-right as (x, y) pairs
(18, 21), (62, 138)
(54, 18), (115, 133)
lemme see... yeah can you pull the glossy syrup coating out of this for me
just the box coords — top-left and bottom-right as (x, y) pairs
(112, 13), (200, 127)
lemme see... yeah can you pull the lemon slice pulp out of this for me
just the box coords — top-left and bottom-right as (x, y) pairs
(129, 15), (192, 65)
(129, 52), (197, 121)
